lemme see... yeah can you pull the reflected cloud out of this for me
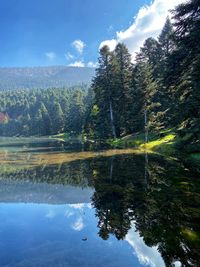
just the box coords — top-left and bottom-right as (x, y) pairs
(126, 223), (164, 267)
(71, 217), (84, 231)
(174, 261), (181, 267)
(69, 203), (85, 209)
(86, 203), (92, 209)
(45, 209), (56, 219)
(64, 210), (74, 218)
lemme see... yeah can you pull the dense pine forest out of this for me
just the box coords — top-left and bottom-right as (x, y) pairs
(0, 0), (199, 153)
(85, 0), (200, 152)
(0, 86), (89, 136)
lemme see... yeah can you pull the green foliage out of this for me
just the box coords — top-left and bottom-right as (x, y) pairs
(0, 87), (90, 137)
(85, 1), (199, 153)
(190, 153), (200, 161)
(1, 0), (199, 151)
(85, 43), (134, 139)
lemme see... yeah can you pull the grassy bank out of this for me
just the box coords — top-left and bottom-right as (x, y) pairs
(107, 129), (178, 157)
(107, 130), (200, 164)
(49, 130), (200, 163)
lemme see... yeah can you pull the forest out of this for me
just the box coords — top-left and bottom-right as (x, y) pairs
(0, 86), (89, 136)
(0, 0), (199, 153)
(85, 0), (199, 152)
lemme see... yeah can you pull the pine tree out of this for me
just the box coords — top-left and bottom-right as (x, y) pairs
(171, 0), (200, 150)
(50, 102), (64, 134)
(159, 17), (175, 59)
(68, 90), (85, 134)
(114, 43), (133, 135)
(133, 61), (162, 132)
(91, 45), (118, 139)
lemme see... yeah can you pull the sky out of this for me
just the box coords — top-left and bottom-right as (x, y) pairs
(0, 0), (185, 67)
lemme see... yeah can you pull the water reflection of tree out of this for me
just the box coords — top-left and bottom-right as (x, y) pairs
(91, 155), (147, 240)
(3, 152), (199, 266)
(1, 160), (94, 188)
(136, 158), (200, 267)
(91, 154), (200, 267)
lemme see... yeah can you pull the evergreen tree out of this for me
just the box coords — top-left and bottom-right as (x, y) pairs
(159, 17), (175, 59)
(172, 0), (200, 150)
(114, 43), (133, 135)
(68, 91), (85, 134)
(91, 45), (118, 139)
(50, 102), (64, 134)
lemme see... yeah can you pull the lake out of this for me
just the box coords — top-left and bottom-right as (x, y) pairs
(0, 137), (199, 267)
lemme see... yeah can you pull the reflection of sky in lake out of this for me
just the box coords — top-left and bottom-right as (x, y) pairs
(0, 203), (164, 267)
(126, 223), (165, 267)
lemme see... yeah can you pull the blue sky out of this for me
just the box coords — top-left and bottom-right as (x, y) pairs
(0, 0), (184, 67)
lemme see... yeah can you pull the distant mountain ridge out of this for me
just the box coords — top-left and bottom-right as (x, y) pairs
(0, 66), (95, 91)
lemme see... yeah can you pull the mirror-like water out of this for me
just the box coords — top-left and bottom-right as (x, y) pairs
(0, 138), (199, 267)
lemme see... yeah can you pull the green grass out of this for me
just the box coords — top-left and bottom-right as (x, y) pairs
(107, 132), (157, 148)
(140, 133), (176, 155)
(107, 130), (177, 156)
(49, 132), (70, 141)
(49, 132), (84, 142)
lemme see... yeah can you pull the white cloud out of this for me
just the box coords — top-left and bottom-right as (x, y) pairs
(64, 52), (74, 61)
(68, 61), (85, 67)
(72, 39), (85, 54)
(87, 61), (98, 68)
(45, 52), (56, 61)
(99, 39), (117, 51)
(71, 217), (84, 231)
(99, 0), (186, 60)
(45, 209), (56, 219)
(126, 222), (165, 267)
(69, 203), (85, 209)
(64, 210), (74, 218)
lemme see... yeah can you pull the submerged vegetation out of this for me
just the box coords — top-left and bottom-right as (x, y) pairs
(0, 138), (149, 174)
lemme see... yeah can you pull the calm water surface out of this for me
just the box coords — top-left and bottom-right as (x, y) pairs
(0, 138), (199, 267)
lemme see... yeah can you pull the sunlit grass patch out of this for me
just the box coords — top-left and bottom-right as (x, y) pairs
(49, 132), (82, 142)
(107, 132), (157, 148)
(108, 130), (177, 157)
(140, 133), (176, 156)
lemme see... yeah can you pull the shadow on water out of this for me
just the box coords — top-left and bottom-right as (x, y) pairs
(0, 139), (199, 267)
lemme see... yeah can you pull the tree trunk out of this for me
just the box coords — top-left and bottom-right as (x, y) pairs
(109, 101), (116, 139)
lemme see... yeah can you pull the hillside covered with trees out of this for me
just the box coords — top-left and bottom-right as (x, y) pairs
(0, 66), (95, 91)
